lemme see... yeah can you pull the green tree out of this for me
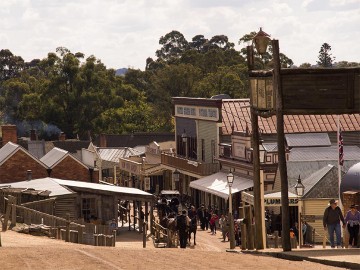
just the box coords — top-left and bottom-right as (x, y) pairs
(155, 30), (189, 62)
(317, 43), (335, 67)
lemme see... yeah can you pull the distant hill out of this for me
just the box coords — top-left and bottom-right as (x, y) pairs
(115, 68), (128, 76)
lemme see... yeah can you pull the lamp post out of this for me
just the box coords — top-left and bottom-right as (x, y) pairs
(294, 175), (305, 248)
(173, 169), (180, 191)
(247, 27), (291, 251)
(227, 171), (236, 249)
(181, 129), (188, 159)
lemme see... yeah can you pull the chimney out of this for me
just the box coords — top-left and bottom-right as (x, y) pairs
(1, 125), (17, 146)
(30, 129), (37, 141)
(27, 170), (32, 181)
(59, 132), (66, 141)
(99, 134), (107, 147)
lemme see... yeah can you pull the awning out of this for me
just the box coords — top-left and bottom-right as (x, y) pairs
(189, 172), (253, 200)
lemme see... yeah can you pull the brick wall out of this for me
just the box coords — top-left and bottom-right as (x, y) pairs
(50, 155), (93, 182)
(1, 125), (17, 146)
(0, 150), (48, 183)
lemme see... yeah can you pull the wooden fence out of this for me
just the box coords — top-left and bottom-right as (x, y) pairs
(2, 195), (116, 247)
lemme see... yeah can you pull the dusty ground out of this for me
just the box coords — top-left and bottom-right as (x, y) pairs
(0, 226), (348, 270)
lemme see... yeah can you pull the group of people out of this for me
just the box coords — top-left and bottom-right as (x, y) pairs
(323, 199), (360, 248)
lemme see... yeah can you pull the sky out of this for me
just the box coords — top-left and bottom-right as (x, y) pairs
(1, 0), (359, 70)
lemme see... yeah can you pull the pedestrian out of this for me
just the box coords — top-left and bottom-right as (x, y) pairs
(323, 199), (345, 248)
(197, 205), (206, 230)
(302, 221), (308, 244)
(209, 213), (219, 235)
(177, 209), (190, 248)
(221, 215), (230, 242)
(344, 204), (360, 248)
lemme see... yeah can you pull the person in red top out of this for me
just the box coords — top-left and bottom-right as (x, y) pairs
(209, 213), (219, 235)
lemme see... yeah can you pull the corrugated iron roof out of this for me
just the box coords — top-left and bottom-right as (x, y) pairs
(54, 178), (153, 198)
(0, 142), (19, 164)
(0, 177), (74, 197)
(263, 143), (278, 152)
(289, 146), (360, 161)
(97, 147), (144, 163)
(40, 147), (68, 167)
(285, 133), (331, 147)
(222, 99), (360, 135)
(301, 165), (334, 196)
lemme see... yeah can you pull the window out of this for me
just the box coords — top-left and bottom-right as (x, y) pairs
(82, 198), (96, 222)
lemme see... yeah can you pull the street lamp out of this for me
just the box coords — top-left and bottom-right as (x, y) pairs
(248, 27), (291, 251)
(181, 129), (188, 158)
(173, 169), (180, 191)
(227, 170), (236, 249)
(294, 175), (305, 248)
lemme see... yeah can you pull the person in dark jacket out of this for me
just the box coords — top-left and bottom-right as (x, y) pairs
(323, 199), (345, 248)
(177, 210), (190, 248)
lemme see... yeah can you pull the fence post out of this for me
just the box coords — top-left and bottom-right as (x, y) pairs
(11, 198), (17, 227)
(143, 222), (147, 248)
(78, 225), (83, 244)
(323, 228), (327, 248)
(113, 230), (116, 247)
(65, 213), (70, 242)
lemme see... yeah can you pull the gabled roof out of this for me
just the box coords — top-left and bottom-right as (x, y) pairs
(0, 142), (19, 164)
(97, 147), (144, 163)
(40, 147), (68, 167)
(0, 142), (48, 168)
(301, 165), (334, 196)
(40, 147), (89, 169)
(285, 133), (331, 147)
(221, 99), (360, 135)
(0, 177), (74, 197)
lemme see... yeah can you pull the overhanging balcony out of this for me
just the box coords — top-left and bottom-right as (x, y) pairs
(161, 152), (219, 176)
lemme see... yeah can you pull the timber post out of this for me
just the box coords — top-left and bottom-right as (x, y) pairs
(65, 213), (70, 242)
(143, 221), (147, 248)
(150, 202), (154, 235)
(245, 205), (254, 250)
(274, 231), (279, 248)
(78, 225), (83, 244)
(11, 195), (17, 227)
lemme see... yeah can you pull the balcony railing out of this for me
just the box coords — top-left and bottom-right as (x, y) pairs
(161, 152), (219, 176)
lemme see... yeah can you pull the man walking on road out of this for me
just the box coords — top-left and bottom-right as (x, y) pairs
(323, 199), (345, 248)
(177, 210), (190, 248)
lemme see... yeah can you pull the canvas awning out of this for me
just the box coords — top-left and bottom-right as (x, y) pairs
(189, 172), (253, 200)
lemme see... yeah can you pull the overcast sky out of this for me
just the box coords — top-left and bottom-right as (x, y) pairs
(1, 0), (359, 70)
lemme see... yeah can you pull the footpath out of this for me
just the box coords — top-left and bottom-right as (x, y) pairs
(242, 247), (360, 269)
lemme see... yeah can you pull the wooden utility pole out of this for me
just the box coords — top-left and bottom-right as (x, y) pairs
(247, 45), (265, 250)
(272, 39), (291, 251)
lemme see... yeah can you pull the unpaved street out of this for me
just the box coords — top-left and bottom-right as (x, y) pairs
(0, 228), (347, 270)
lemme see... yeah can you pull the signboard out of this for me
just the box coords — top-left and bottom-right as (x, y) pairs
(119, 158), (142, 175)
(144, 177), (150, 191)
(241, 192), (298, 206)
(242, 192), (254, 205)
(264, 197), (298, 206)
(233, 142), (246, 159)
(281, 68), (360, 114)
(250, 77), (275, 111)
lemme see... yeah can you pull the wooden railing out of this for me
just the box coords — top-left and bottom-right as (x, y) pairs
(161, 152), (219, 176)
(2, 195), (116, 247)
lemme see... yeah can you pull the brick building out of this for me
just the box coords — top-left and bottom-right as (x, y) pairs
(40, 147), (98, 183)
(0, 142), (48, 183)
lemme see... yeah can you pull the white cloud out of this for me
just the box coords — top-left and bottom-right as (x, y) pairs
(0, 0), (359, 69)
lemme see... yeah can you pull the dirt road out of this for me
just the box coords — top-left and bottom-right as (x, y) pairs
(0, 228), (347, 270)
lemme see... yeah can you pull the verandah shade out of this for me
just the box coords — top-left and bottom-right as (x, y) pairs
(189, 172), (253, 200)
